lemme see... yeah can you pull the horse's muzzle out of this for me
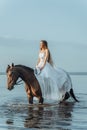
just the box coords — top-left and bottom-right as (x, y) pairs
(7, 85), (14, 90)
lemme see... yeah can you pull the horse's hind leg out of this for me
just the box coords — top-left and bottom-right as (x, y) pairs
(63, 92), (70, 101)
(60, 92), (70, 103)
(70, 88), (79, 102)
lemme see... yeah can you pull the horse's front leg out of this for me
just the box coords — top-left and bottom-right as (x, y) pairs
(25, 84), (33, 104)
(38, 96), (44, 104)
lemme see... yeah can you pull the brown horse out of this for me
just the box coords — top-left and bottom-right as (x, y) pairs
(6, 63), (43, 104)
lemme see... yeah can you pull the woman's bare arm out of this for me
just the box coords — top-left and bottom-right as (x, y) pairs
(36, 51), (40, 67)
(40, 49), (49, 70)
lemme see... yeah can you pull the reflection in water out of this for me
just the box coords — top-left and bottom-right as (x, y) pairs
(1, 98), (75, 130)
(24, 102), (75, 129)
(1, 100), (75, 130)
(24, 106), (44, 128)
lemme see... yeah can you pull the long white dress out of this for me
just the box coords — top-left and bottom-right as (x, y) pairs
(35, 52), (72, 101)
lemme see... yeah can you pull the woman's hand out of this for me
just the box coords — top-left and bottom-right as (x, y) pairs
(40, 66), (44, 71)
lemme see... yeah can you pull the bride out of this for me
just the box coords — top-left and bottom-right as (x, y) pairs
(34, 40), (78, 102)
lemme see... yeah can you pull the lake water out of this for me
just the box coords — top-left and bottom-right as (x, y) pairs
(0, 74), (87, 130)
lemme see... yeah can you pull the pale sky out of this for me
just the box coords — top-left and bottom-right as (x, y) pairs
(0, 0), (87, 72)
(0, 0), (87, 43)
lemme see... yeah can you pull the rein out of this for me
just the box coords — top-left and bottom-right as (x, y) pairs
(16, 79), (23, 85)
(11, 69), (23, 85)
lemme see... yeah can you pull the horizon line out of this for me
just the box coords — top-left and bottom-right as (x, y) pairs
(0, 72), (87, 76)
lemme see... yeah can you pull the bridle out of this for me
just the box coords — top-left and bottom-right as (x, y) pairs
(8, 68), (23, 86)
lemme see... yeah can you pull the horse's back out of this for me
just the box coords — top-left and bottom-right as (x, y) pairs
(56, 67), (72, 89)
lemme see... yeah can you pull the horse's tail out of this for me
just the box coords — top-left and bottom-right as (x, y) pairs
(66, 72), (79, 102)
(70, 88), (79, 102)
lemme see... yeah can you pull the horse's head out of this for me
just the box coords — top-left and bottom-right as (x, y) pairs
(6, 63), (19, 90)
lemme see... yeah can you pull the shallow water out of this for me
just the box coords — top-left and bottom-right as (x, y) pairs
(0, 75), (87, 130)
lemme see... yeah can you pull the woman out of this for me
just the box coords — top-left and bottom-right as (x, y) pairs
(35, 40), (53, 72)
(34, 40), (78, 102)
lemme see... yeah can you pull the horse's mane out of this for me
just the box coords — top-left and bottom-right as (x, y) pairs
(15, 65), (34, 72)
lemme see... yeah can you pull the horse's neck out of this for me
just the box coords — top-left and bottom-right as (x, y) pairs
(15, 66), (34, 82)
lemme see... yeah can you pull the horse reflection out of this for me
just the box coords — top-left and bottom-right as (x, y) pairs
(5, 102), (74, 129)
(24, 106), (44, 128)
(58, 102), (74, 120)
(24, 102), (75, 129)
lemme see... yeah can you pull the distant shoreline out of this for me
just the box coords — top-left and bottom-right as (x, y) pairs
(0, 72), (87, 76)
(0, 72), (6, 75)
(69, 72), (87, 75)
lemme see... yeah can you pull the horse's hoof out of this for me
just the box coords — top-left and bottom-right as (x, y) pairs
(39, 102), (43, 105)
(59, 100), (64, 104)
(29, 101), (33, 104)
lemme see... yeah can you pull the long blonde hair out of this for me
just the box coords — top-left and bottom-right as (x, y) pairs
(40, 40), (54, 66)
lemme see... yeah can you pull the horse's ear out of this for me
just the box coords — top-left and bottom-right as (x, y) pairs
(8, 65), (10, 69)
(6, 65), (10, 73)
(12, 63), (14, 67)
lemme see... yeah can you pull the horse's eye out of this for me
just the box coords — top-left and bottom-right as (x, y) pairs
(11, 71), (14, 76)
